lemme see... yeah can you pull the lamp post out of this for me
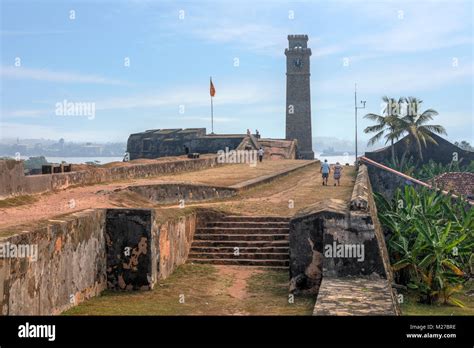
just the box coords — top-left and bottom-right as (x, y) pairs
(354, 83), (366, 164)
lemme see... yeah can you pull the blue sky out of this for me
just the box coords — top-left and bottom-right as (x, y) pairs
(1, 0), (473, 146)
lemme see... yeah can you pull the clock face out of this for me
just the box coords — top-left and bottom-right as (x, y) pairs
(294, 58), (303, 68)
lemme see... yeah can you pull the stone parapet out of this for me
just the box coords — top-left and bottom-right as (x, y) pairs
(289, 164), (401, 315)
(0, 156), (221, 199)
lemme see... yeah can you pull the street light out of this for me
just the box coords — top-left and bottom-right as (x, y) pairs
(354, 83), (366, 164)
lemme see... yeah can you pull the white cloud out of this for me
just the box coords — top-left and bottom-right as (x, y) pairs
(313, 44), (346, 58)
(2, 80), (279, 119)
(95, 81), (278, 111)
(177, 116), (236, 123)
(317, 1), (472, 60)
(434, 111), (474, 143)
(0, 30), (71, 36)
(315, 62), (473, 95)
(0, 66), (126, 85)
(3, 109), (45, 118)
(193, 23), (288, 55)
(355, 22), (472, 55)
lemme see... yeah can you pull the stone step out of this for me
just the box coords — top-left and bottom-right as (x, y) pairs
(193, 234), (289, 241)
(188, 252), (289, 260)
(222, 216), (290, 222)
(187, 258), (289, 267)
(206, 221), (289, 228)
(190, 246), (289, 253)
(191, 240), (289, 248)
(196, 227), (289, 234)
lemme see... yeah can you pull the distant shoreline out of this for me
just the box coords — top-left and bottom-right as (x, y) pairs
(4, 156), (125, 165)
(320, 152), (355, 156)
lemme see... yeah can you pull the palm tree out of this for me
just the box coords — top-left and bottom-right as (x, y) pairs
(397, 97), (447, 162)
(454, 140), (474, 151)
(364, 96), (404, 162)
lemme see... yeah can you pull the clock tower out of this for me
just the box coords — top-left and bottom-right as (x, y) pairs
(285, 34), (314, 160)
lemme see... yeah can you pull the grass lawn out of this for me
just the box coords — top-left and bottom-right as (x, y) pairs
(63, 264), (315, 316)
(400, 280), (474, 316)
(0, 194), (38, 208)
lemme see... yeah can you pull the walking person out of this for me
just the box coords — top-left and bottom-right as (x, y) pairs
(258, 147), (264, 162)
(320, 159), (330, 186)
(333, 161), (343, 186)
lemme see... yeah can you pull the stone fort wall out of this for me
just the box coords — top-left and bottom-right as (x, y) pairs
(289, 164), (400, 315)
(0, 156), (221, 199)
(127, 128), (246, 160)
(0, 207), (205, 315)
(0, 209), (107, 315)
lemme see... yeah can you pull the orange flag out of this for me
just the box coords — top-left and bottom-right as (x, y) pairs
(210, 78), (216, 97)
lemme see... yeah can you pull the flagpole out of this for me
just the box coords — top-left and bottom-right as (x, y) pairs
(211, 95), (214, 134)
(210, 76), (214, 134)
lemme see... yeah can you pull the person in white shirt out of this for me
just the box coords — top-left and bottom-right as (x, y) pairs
(320, 159), (330, 186)
(258, 147), (264, 162)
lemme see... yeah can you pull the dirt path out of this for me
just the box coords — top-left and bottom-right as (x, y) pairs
(0, 180), (139, 230)
(63, 263), (316, 316)
(216, 266), (263, 300)
(0, 161), (309, 230)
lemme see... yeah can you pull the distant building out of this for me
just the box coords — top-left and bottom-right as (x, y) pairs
(126, 128), (296, 161)
(81, 144), (103, 156)
(127, 128), (246, 160)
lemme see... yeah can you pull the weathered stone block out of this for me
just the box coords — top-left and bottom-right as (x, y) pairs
(0, 209), (106, 315)
(105, 209), (152, 290)
(289, 214), (324, 294)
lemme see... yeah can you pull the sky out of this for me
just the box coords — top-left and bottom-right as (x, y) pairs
(1, 0), (473, 146)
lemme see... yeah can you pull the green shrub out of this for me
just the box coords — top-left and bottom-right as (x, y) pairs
(375, 186), (474, 306)
(383, 159), (474, 182)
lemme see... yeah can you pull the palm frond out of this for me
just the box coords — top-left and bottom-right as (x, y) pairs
(368, 130), (385, 145)
(364, 124), (384, 134)
(418, 130), (438, 147)
(421, 124), (447, 136)
(364, 113), (385, 122)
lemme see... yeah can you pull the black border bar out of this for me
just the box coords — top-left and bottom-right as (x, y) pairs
(0, 316), (472, 346)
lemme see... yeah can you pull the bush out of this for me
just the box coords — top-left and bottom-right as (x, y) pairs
(375, 186), (474, 306)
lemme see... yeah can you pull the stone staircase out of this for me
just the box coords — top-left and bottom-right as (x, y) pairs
(188, 215), (290, 268)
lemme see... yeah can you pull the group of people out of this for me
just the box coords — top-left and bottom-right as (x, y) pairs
(320, 159), (343, 186)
